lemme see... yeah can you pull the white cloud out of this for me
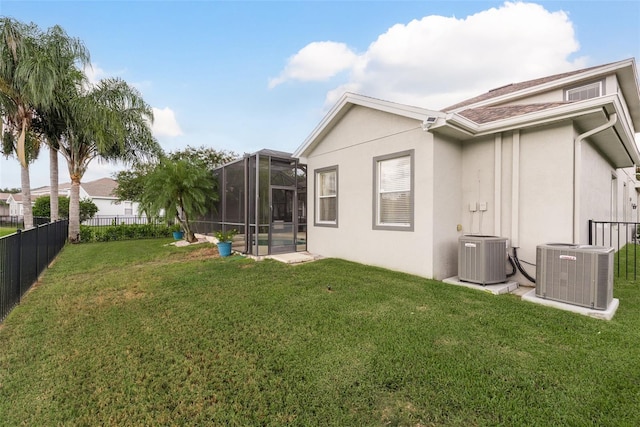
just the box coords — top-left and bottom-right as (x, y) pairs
(151, 107), (183, 137)
(83, 63), (107, 86)
(268, 41), (359, 88)
(272, 1), (587, 110)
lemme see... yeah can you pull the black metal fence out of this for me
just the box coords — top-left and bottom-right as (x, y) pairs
(589, 220), (638, 280)
(0, 216), (50, 228)
(83, 215), (162, 226)
(0, 220), (68, 323)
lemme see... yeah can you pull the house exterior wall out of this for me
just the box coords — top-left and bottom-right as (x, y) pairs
(431, 135), (462, 279)
(306, 106), (438, 278)
(91, 198), (128, 217)
(459, 124), (575, 268)
(518, 124), (574, 262)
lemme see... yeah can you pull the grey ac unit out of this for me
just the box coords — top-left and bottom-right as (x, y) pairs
(458, 235), (508, 285)
(536, 243), (613, 310)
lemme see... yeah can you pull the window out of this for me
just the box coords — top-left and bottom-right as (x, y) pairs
(566, 81), (602, 101)
(315, 166), (338, 226)
(373, 150), (414, 231)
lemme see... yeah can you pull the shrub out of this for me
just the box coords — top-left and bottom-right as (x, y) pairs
(79, 222), (180, 243)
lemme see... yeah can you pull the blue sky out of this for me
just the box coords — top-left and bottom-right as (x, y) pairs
(1, 0), (639, 190)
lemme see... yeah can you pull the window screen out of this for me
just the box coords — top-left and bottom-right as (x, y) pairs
(374, 150), (414, 230)
(315, 167), (337, 225)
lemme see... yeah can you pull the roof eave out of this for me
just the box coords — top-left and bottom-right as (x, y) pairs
(448, 58), (638, 114)
(293, 92), (441, 159)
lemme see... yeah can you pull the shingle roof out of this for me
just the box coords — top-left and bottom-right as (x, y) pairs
(11, 178), (118, 201)
(81, 177), (117, 198)
(443, 63), (612, 112)
(457, 102), (573, 124)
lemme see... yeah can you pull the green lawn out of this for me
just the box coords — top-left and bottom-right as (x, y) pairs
(0, 227), (17, 237)
(1, 239), (639, 426)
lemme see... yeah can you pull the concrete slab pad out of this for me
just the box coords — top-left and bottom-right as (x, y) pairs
(266, 252), (320, 264)
(521, 289), (619, 320)
(442, 276), (519, 295)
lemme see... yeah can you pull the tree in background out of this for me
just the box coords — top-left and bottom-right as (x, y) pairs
(33, 25), (89, 222)
(0, 18), (89, 228)
(141, 158), (217, 243)
(32, 195), (97, 222)
(0, 18), (45, 229)
(57, 77), (161, 242)
(167, 145), (237, 172)
(114, 146), (236, 214)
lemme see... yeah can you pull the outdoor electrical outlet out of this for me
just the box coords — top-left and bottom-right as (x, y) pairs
(479, 202), (488, 211)
(469, 202), (478, 212)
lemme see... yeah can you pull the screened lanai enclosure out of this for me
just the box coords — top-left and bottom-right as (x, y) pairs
(210, 149), (306, 256)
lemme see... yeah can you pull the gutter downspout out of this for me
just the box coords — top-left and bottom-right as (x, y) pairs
(574, 112), (618, 244)
(511, 131), (520, 248)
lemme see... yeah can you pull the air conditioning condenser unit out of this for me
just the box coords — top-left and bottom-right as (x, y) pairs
(458, 235), (508, 285)
(536, 243), (613, 310)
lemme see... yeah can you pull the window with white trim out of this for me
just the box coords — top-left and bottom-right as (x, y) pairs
(566, 81), (602, 101)
(373, 150), (414, 231)
(315, 166), (338, 226)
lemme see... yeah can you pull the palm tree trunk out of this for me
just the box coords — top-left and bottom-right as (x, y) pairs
(49, 143), (59, 221)
(68, 178), (81, 242)
(20, 162), (33, 229)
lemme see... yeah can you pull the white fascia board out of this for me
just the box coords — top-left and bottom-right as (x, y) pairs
(448, 59), (636, 113)
(292, 92), (441, 159)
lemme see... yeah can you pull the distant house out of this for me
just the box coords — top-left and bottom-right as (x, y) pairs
(7, 177), (141, 220)
(293, 58), (640, 281)
(0, 192), (11, 216)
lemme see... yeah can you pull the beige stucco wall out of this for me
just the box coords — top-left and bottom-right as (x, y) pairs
(305, 105), (439, 278)
(431, 135), (462, 279)
(459, 124), (576, 279)
(304, 99), (637, 284)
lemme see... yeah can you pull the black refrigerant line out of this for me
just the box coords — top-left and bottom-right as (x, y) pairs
(511, 247), (536, 284)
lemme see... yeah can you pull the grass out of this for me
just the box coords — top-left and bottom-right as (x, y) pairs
(1, 239), (640, 425)
(0, 227), (17, 237)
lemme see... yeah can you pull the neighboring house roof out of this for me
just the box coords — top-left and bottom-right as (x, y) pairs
(81, 177), (118, 198)
(0, 192), (11, 203)
(9, 177), (120, 203)
(7, 193), (21, 202)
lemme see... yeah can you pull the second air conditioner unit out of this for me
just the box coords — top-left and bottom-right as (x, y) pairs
(458, 235), (508, 285)
(536, 243), (613, 310)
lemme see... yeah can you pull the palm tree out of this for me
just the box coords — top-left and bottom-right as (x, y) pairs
(32, 25), (89, 222)
(0, 18), (88, 228)
(0, 18), (48, 228)
(58, 77), (161, 242)
(141, 158), (217, 243)
(41, 25), (89, 221)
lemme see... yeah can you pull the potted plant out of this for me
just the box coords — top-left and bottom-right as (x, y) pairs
(215, 229), (237, 257)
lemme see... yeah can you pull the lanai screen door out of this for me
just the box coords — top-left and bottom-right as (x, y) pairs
(271, 187), (296, 253)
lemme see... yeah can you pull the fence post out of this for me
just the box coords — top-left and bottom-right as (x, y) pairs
(16, 229), (21, 303)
